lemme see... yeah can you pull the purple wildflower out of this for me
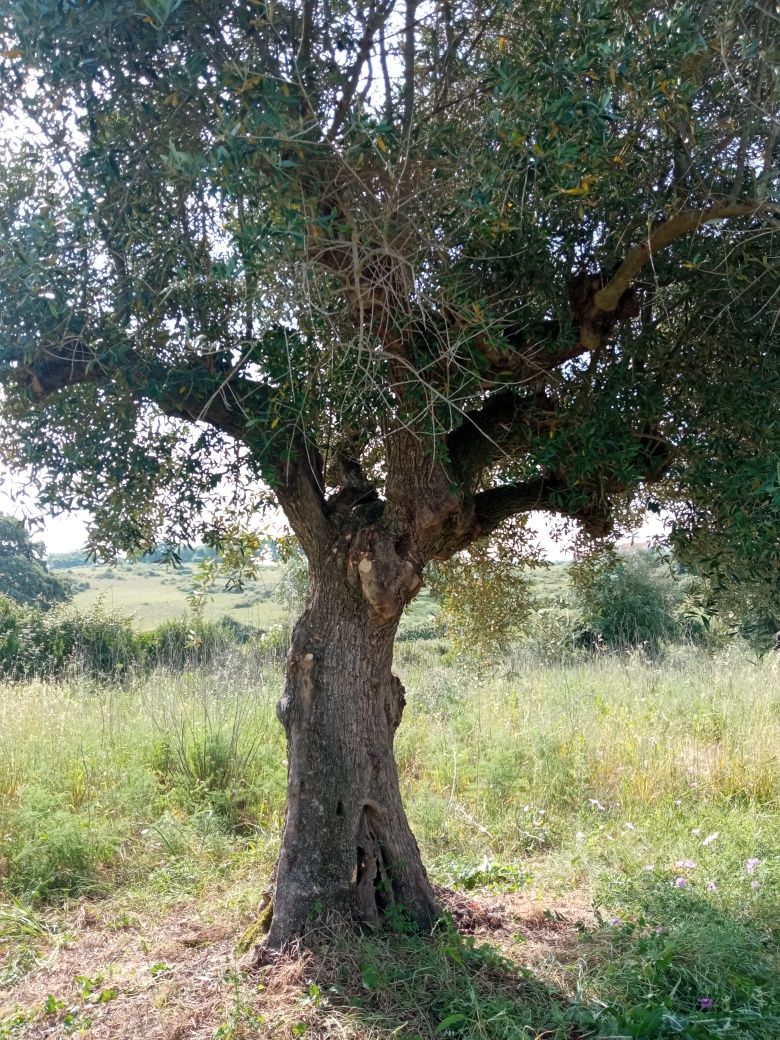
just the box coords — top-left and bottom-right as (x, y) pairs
(698, 998), (714, 1011)
(675, 859), (696, 869)
(745, 858), (761, 875)
(674, 877), (688, 888)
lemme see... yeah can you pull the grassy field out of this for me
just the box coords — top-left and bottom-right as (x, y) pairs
(63, 560), (443, 635)
(0, 640), (778, 1039)
(64, 562), (290, 631)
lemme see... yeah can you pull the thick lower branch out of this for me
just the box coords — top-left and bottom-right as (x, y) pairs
(5, 330), (335, 556)
(446, 390), (555, 490)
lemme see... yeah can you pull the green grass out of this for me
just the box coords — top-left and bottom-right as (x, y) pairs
(66, 561), (290, 630)
(1, 643), (778, 1037)
(64, 559), (443, 633)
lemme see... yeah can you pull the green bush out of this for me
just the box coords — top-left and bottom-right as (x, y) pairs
(136, 616), (256, 669)
(0, 596), (52, 678)
(0, 597), (259, 680)
(46, 607), (138, 676)
(572, 551), (688, 653)
(0, 596), (139, 679)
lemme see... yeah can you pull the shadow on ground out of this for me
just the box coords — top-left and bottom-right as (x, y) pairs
(1, 885), (778, 1039)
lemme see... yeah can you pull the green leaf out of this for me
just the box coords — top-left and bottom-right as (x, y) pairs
(436, 1013), (467, 1032)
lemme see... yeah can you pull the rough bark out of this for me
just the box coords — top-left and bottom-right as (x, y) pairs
(265, 547), (437, 950)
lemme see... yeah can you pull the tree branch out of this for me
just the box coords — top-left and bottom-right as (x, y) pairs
(326, 0), (396, 142)
(402, 0), (417, 129)
(3, 335), (334, 555)
(430, 473), (571, 559)
(594, 201), (777, 314)
(446, 389), (552, 490)
(471, 475), (567, 533)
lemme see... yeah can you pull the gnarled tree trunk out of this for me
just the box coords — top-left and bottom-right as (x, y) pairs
(265, 548), (438, 950)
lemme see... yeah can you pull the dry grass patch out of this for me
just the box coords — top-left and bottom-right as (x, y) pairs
(1, 890), (597, 1040)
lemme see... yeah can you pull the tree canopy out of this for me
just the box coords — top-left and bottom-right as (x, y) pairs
(0, 0), (777, 599)
(0, 514), (72, 608)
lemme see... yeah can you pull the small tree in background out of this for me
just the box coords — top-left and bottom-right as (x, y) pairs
(0, 515), (72, 609)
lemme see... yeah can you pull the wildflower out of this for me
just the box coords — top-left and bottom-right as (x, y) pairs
(698, 997), (714, 1010)
(674, 877), (688, 888)
(745, 858), (761, 875)
(655, 926), (666, 935)
(590, 799), (606, 811)
(702, 832), (719, 847)
(675, 799), (682, 806)
(624, 822), (636, 831)
(609, 917), (621, 926)
(675, 860), (696, 869)
(706, 881), (717, 892)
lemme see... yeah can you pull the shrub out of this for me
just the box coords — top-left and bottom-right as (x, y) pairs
(0, 596), (52, 678)
(572, 550), (688, 653)
(137, 616), (256, 669)
(0, 598), (259, 680)
(45, 606), (138, 676)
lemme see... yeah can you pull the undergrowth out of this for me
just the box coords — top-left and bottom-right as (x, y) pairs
(0, 643), (778, 1038)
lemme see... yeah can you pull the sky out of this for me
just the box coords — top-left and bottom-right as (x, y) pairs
(0, 466), (88, 553)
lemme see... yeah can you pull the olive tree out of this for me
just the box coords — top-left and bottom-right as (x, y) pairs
(1, 0), (779, 947)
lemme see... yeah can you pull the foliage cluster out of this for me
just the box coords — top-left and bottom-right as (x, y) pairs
(569, 550), (703, 653)
(429, 549), (712, 659)
(0, 515), (72, 610)
(427, 524), (544, 657)
(0, 0), (778, 623)
(0, 595), (258, 680)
